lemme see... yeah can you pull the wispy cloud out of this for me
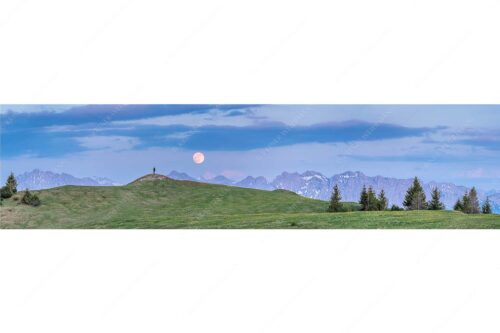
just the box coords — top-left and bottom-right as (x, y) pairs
(454, 129), (500, 150)
(160, 121), (444, 151)
(112, 108), (261, 128)
(0, 105), (78, 114)
(44, 124), (135, 133)
(75, 136), (141, 151)
(163, 131), (197, 140)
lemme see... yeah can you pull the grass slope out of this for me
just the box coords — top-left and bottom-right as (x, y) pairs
(1, 178), (499, 229)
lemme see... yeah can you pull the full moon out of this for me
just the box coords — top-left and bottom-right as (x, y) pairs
(193, 152), (205, 164)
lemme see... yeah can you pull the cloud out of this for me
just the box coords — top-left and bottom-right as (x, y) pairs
(1, 104), (260, 130)
(112, 108), (260, 128)
(1, 117), (444, 159)
(225, 110), (248, 117)
(421, 128), (500, 151)
(75, 136), (141, 151)
(161, 121), (443, 151)
(337, 134), (499, 164)
(0, 105), (78, 114)
(229, 105), (500, 128)
(454, 129), (500, 151)
(163, 131), (197, 140)
(44, 124), (135, 133)
(3, 105), (499, 132)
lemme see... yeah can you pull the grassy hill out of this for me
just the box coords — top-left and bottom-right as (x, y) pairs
(1, 176), (499, 229)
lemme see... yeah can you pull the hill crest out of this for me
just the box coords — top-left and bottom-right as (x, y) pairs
(129, 173), (170, 184)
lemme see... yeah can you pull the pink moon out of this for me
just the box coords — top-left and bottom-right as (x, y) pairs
(193, 152), (205, 164)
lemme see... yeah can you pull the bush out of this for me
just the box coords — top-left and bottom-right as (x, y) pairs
(390, 204), (404, 211)
(1, 186), (13, 199)
(21, 189), (41, 207)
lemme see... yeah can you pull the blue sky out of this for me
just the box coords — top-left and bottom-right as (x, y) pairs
(1, 105), (499, 190)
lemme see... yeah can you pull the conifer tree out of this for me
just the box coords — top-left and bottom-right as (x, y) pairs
(403, 181), (415, 209)
(428, 187), (445, 210)
(453, 199), (463, 211)
(359, 185), (368, 211)
(482, 198), (492, 214)
(377, 189), (388, 211)
(6, 172), (17, 194)
(367, 187), (378, 211)
(468, 187), (480, 214)
(328, 184), (342, 212)
(403, 177), (427, 210)
(462, 191), (471, 213)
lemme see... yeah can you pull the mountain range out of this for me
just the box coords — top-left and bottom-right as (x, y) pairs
(11, 169), (499, 213)
(15, 169), (117, 190)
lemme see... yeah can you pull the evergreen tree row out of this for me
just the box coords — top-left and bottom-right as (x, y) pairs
(453, 187), (491, 214)
(358, 186), (388, 211)
(327, 176), (493, 214)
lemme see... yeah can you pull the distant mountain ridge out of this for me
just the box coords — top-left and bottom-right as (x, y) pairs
(167, 171), (196, 181)
(168, 170), (499, 213)
(235, 176), (274, 190)
(15, 169), (118, 190)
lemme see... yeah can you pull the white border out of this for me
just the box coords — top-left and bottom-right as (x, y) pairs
(1, 230), (500, 333)
(1, 0), (499, 103)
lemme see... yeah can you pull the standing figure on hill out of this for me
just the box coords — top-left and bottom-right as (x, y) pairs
(153, 167), (156, 175)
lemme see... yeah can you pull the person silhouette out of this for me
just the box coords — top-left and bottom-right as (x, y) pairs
(153, 167), (156, 175)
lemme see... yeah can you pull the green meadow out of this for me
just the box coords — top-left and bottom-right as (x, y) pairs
(1, 178), (499, 229)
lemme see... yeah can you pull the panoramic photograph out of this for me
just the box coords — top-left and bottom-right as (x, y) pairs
(1, 104), (499, 228)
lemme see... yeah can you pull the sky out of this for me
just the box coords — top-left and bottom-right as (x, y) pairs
(1, 104), (499, 190)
